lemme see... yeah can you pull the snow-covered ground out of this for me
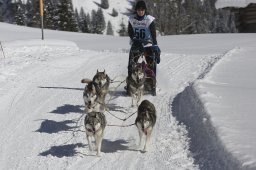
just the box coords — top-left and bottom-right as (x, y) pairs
(1, 22), (256, 170)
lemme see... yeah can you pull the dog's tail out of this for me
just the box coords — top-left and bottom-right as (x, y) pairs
(81, 78), (92, 84)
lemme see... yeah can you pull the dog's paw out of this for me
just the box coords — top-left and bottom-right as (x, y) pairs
(96, 152), (102, 157)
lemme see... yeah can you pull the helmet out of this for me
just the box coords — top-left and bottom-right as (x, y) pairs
(135, 1), (147, 11)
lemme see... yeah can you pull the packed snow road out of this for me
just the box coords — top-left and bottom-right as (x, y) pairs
(0, 41), (220, 169)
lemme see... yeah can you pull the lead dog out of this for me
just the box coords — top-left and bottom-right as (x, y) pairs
(126, 64), (145, 106)
(84, 111), (106, 156)
(135, 100), (156, 152)
(82, 80), (101, 112)
(81, 70), (110, 112)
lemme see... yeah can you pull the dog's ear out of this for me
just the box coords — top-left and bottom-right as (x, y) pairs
(97, 69), (99, 73)
(103, 69), (105, 74)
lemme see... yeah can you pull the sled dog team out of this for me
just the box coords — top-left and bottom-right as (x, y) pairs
(81, 70), (157, 156)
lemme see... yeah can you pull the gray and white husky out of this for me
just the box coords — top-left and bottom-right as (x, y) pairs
(135, 100), (156, 152)
(92, 70), (110, 104)
(126, 64), (145, 106)
(81, 70), (110, 112)
(84, 111), (107, 156)
(81, 80), (101, 112)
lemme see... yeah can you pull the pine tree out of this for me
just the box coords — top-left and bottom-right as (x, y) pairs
(118, 19), (127, 36)
(14, 0), (26, 26)
(106, 21), (114, 35)
(44, 0), (59, 30)
(57, 0), (78, 32)
(90, 9), (97, 33)
(74, 8), (80, 31)
(26, 0), (40, 27)
(2, 0), (16, 23)
(86, 13), (91, 32)
(0, 1), (3, 22)
(91, 8), (105, 34)
(79, 7), (90, 33)
(25, 0), (33, 26)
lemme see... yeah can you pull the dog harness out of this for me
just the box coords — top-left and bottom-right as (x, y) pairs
(128, 75), (145, 89)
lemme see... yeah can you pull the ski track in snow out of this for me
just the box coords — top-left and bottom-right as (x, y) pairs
(0, 45), (222, 170)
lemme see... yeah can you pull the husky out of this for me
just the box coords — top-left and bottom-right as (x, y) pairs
(135, 100), (156, 152)
(84, 111), (107, 156)
(81, 70), (110, 112)
(126, 64), (145, 106)
(92, 70), (110, 104)
(82, 80), (101, 112)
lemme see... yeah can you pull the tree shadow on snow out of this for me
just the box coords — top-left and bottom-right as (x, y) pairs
(50, 104), (84, 115)
(35, 119), (79, 134)
(39, 143), (86, 158)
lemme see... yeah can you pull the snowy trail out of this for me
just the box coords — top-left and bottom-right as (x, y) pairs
(0, 43), (221, 169)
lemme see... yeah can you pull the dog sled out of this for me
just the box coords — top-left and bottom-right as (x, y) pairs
(127, 39), (158, 96)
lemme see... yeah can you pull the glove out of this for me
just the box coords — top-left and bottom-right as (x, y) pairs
(152, 45), (161, 64)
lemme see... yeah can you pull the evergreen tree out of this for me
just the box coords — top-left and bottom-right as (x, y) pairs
(106, 21), (114, 35)
(74, 8), (80, 31)
(91, 8), (105, 34)
(2, 0), (16, 23)
(26, 0), (40, 27)
(57, 0), (78, 32)
(14, 0), (26, 25)
(79, 7), (90, 33)
(86, 13), (91, 32)
(118, 19), (127, 36)
(90, 9), (97, 33)
(44, 0), (59, 30)
(0, 1), (3, 22)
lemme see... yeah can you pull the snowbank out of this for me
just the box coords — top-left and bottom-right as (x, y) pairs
(172, 45), (256, 169)
(172, 85), (243, 170)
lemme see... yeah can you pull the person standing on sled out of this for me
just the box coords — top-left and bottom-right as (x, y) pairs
(127, 0), (161, 77)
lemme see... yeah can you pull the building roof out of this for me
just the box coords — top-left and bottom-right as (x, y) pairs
(215, 0), (256, 9)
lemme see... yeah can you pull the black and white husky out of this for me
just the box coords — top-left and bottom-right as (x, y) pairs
(84, 111), (107, 156)
(135, 100), (156, 152)
(126, 64), (145, 106)
(81, 70), (110, 112)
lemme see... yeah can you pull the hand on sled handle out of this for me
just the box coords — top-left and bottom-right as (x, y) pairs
(153, 45), (161, 64)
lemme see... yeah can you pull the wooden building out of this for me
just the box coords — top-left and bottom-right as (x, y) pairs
(225, 3), (256, 33)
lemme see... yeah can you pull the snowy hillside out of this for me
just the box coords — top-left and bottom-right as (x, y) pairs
(1, 22), (256, 170)
(72, 0), (133, 35)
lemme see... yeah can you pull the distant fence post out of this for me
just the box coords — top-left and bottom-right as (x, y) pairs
(0, 41), (5, 58)
(40, 0), (44, 40)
